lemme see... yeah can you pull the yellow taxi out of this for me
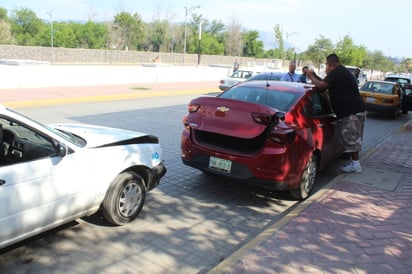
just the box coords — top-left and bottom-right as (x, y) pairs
(359, 80), (403, 119)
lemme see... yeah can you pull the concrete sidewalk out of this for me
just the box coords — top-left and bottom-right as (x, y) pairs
(209, 120), (412, 273)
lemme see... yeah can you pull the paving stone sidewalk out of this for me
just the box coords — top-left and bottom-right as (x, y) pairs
(209, 122), (412, 274)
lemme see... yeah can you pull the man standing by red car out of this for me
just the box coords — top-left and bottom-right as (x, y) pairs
(307, 53), (366, 173)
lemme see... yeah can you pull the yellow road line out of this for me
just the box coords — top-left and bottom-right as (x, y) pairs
(4, 88), (216, 109)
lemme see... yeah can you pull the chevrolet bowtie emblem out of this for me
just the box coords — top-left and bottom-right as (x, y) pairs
(216, 106), (230, 112)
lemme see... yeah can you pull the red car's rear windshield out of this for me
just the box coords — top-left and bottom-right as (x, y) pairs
(218, 86), (301, 111)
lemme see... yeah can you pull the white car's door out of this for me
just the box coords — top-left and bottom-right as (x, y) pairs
(0, 118), (95, 248)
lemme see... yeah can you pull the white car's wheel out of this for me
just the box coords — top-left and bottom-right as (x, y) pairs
(290, 153), (317, 200)
(101, 171), (146, 225)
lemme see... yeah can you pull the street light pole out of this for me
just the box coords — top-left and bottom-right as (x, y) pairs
(197, 22), (202, 65)
(46, 11), (54, 64)
(183, 5), (200, 65)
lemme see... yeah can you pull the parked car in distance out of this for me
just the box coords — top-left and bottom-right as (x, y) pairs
(384, 74), (411, 88)
(0, 105), (166, 249)
(359, 80), (405, 118)
(383, 74), (412, 114)
(218, 68), (261, 91)
(181, 80), (344, 200)
(246, 71), (284, 82)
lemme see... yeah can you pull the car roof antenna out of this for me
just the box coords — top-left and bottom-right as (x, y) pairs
(266, 72), (271, 87)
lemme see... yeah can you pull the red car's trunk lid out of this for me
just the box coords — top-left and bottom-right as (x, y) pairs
(187, 96), (278, 139)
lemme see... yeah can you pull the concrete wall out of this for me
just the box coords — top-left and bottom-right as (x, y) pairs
(0, 45), (384, 89)
(0, 45), (292, 89)
(0, 45), (285, 69)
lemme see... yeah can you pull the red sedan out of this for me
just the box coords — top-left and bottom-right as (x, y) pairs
(181, 80), (343, 199)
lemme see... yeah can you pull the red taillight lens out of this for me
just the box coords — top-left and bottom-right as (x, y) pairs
(251, 112), (285, 125)
(188, 104), (200, 113)
(251, 112), (274, 125)
(182, 114), (191, 130)
(182, 114), (188, 125)
(269, 127), (297, 144)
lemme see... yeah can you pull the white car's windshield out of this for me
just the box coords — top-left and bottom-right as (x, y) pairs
(7, 108), (86, 147)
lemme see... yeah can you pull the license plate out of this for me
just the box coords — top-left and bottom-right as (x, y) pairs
(209, 156), (232, 173)
(366, 97), (375, 103)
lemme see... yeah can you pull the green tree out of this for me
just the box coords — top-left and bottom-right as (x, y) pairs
(113, 11), (145, 50)
(0, 7), (14, 44)
(224, 16), (242, 56)
(242, 31), (264, 58)
(303, 35), (334, 68)
(208, 19), (225, 41)
(184, 13), (204, 54)
(10, 8), (45, 45)
(0, 7), (7, 20)
(364, 50), (395, 73)
(273, 24), (284, 60)
(199, 32), (224, 55)
(52, 22), (79, 48)
(77, 21), (107, 49)
(400, 57), (412, 73)
(334, 35), (367, 67)
(161, 22), (182, 54)
(146, 19), (168, 52)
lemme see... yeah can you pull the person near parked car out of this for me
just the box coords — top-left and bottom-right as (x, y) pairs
(353, 68), (360, 85)
(299, 66), (308, 83)
(306, 53), (366, 173)
(233, 59), (240, 72)
(281, 62), (301, 82)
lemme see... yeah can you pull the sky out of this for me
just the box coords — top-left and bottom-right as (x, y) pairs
(1, 0), (411, 58)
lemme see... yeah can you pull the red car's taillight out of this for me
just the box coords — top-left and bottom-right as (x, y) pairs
(269, 127), (297, 144)
(182, 114), (191, 130)
(251, 111), (285, 125)
(251, 112), (295, 144)
(188, 104), (200, 113)
(251, 112), (275, 125)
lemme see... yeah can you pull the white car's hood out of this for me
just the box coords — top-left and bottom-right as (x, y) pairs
(51, 123), (152, 148)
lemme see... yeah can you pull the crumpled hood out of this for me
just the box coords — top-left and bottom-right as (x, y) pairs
(51, 123), (151, 148)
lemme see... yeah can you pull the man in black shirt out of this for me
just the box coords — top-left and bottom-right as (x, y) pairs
(307, 53), (366, 173)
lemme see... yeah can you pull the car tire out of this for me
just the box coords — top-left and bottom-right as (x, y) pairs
(290, 153), (318, 200)
(101, 171), (146, 226)
(392, 105), (400, 119)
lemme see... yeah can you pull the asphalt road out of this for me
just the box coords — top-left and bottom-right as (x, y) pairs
(0, 85), (409, 273)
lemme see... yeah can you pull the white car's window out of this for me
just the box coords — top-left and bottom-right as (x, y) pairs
(0, 117), (57, 166)
(5, 108), (86, 147)
(231, 70), (253, 79)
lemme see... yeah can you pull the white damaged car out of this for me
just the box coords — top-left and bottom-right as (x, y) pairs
(0, 105), (166, 249)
